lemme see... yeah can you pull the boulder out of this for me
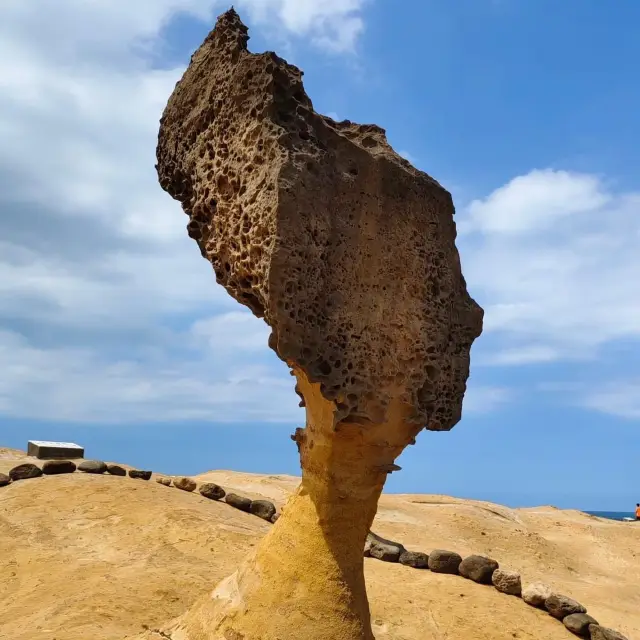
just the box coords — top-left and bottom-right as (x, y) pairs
(250, 499), (276, 521)
(199, 482), (225, 500)
(225, 493), (252, 512)
(544, 593), (586, 620)
(128, 469), (152, 480)
(367, 532), (405, 563)
(589, 626), (629, 640)
(78, 460), (107, 474)
(270, 512), (280, 524)
(156, 477), (172, 487)
(9, 463), (43, 481)
(0, 473), (10, 487)
(174, 477), (197, 492)
(491, 569), (522, 596)
(106, 464), (127, 476)
(563, 613), (598, 637)
(459, 555), (499, 584)
(42, 460), (77, 475)
(428, 550), (462, 574)
(522, 582), (552, 608)
(399, 551), (429, 568)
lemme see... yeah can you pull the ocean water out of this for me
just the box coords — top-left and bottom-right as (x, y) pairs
(586, 511), (636, 521)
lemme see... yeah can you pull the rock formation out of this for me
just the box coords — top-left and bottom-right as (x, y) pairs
(146, 7), (483, 640)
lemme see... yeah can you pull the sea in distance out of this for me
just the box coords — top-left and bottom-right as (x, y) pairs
(586, 511), (636, 521)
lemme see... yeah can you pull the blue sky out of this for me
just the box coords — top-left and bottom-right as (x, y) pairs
(0, 0), (638, 510)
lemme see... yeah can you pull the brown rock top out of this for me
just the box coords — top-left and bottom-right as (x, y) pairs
(156, 8), (483, 431)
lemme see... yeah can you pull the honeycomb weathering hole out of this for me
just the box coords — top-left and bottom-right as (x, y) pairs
(144, 7), (484, 640)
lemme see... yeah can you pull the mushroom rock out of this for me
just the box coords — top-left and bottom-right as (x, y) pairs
(146, 7), (483, 640)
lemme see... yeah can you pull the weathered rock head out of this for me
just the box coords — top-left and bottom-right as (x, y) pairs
(157, 8), (483, 431)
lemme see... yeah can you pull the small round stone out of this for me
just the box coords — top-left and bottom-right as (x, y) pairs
(78, 460), (107, 474)
(459, 555), (499, 584)
(156, 476), (172, 486)
(588, 626), (629, 640)
(106, 464), (127, 476)
(9, 463), (43, 481)
(225, 493), (252, 512)
(545, 594), (586, 620)
(128, 469), (152, 480)
(491, 569), (522, 596)
(174, 477), (197, 492)
(249, 499), (276, 521)
(428, 550), (462, 574)
(199, 483), (225, 500)
(368, 533), (405, 563)
(42, 460), (77, 475)
(522, 582), (552, 608)
(0, 473), (11, 487)
(399, 551), (429, 568)
(563, 613), (598, 637)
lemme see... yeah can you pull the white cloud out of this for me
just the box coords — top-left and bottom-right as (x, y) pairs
(580, 381), (640, 420)
(191, 312), (271, 352)
(0, 0), (368, 425)
(463, 169), (611, 234)
(479, 345), (561, 367)
(462, 386), (512, 414)
(0, 328), (298, 424)
(460, 170), (640, 361)
(238, 0), (367, 52)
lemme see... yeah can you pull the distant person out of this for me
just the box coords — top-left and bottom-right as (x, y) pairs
(636, 503), (640, 521)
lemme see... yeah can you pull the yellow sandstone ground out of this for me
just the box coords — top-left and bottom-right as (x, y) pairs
(1, 447), (638, 640)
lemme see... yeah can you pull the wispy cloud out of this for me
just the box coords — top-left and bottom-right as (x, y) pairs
(581, 380), (640, 420)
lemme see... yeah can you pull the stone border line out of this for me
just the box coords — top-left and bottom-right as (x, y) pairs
(0, 461), (631, 640)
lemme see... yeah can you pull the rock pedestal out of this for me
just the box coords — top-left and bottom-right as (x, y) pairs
(137, 8), (482, 640)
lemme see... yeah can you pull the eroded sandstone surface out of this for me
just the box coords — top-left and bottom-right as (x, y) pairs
(157, 8), (483, 431)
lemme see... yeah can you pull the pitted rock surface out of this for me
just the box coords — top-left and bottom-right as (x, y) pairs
(491, 569), (522, 596)
(156, 8), (483, 430)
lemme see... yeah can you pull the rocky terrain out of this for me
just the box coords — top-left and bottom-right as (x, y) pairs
(1, 447), (638, 640)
